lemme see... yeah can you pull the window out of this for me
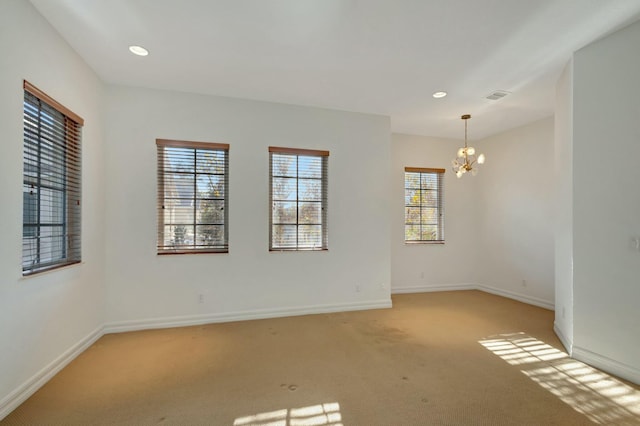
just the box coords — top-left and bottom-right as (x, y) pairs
(269, 147), (328, 250)
(404, 167), (445, 243)
(156, 139), (229, 254)
(23, 81), (83, 275)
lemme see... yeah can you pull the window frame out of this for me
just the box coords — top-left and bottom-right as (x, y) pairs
(156, 139), (230, 255)
(269, 146), (329, 251)
(22, 80), (84, 276)
(404, 167), (445, 244)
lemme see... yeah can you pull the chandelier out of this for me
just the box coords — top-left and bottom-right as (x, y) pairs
(452, 114), (485, 178)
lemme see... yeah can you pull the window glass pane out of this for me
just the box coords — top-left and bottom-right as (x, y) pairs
(166, 206), (194, 225)
(421, 189), (438, 207)
(273, 201), (297, 224)
(298, 225), (322, 247)
(164, 147), (195, 172)
(421, 225), (438, 241)
(197, 200), (224, 224)
(299, 179), (321, 201)
(164, 173), (194, 201)
(405, 189), (420, 206)
(196, 150), (225, 174)
(38, 225), (65, 264)
(421, 208), (438, 224)
(405, 172), (420, 188)
(272, 177), (297, 200)
(405, 207), (420, 225)
(272, 225), (297, 248)
(421, 173), (438, 190)
(298, 156), (322, 178)
(272, 154), (297, 177)
(405, 224), (421, 241)
(40, 188), (64, 224)
(164, 224), (193, 247)
(196, 225), (225, 246)
(298, 202), (321, 224)
(197, 174), (224, 199)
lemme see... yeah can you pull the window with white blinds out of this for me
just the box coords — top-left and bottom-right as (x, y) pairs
(269, 147), (328, 251)
(156, 139), (229, 254)
(404, 167), (445, 243)
(23, 80), (83, 275)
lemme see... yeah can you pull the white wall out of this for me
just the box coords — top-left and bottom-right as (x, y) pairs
(391, 134), (479, 292)
(554, 61), (574, 351)
(476, 118), (555, 309)
(0, 0), (105, 416)
(570, 19), (640, 382)
(103, 86), (392, 328)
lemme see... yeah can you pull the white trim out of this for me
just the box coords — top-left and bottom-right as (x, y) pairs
(392, 283), (554, 311)
(478, 284), (554, 311)
(553, 322), (573, 355)
(0, 326), (103, 421)
(391, 284), (476, 294)
(573, 345), (640, 385)
(104, 299), (392, 334)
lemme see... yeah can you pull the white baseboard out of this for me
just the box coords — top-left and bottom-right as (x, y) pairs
(478, 284), (554, 311)
(391, 283), (476, 294)
(553, 322), (573, 355)
(0, 326), (103, 421)
(573, 345), (640, 385)
(392, 283), (554, 311)
(104, 299), (392, 334)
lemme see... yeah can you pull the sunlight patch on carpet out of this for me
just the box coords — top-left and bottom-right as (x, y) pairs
(480, 332), (640, 425)
(234, 402), (342, 426)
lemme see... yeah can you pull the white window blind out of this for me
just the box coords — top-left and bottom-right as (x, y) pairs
(404, 167), (445, 243)
(269, 147), (329, 251)
(23, 80), (83, 275)
(156, 139), (229, 254)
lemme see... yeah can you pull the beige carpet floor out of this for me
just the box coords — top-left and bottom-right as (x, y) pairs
(3, 291), (640, 425)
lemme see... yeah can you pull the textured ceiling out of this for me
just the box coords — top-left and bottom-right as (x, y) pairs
(29, 0), (640, 139)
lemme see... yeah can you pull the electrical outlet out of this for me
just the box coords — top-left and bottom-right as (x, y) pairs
(420, 272), (425, 279)
(355, 284), (361, 293)
(198, 294), (205, 304)
(380, 283), (387, 290)
(521, 279), (527, 288)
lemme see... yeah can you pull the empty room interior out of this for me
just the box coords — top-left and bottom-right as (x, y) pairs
(1, 0), (640, 424)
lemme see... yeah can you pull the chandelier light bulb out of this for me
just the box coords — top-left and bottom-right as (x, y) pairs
(451, 113), (485, 178)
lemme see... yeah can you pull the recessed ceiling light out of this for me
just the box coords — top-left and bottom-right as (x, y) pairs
(432, 91), (448, 99)
(128, 45), (149, 56)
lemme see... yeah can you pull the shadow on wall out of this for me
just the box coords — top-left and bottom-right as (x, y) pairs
(479, 332), (640, 425)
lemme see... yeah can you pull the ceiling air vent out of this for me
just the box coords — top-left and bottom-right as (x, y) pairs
(485, 90), (511, 101)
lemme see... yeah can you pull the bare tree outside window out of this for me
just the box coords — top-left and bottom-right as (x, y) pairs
(269, 147), (328, 251)
(404, 167), (445, 243)
(157, 140), (229, 254)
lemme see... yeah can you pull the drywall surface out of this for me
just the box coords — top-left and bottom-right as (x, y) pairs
(572, 19), (640, 380)
(475, 118), (555, 308)
(103, 86), (392, 326)
(0, 0), (105, 416)
(391, 133), (479, 292)
(554, 60), (574, 351)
